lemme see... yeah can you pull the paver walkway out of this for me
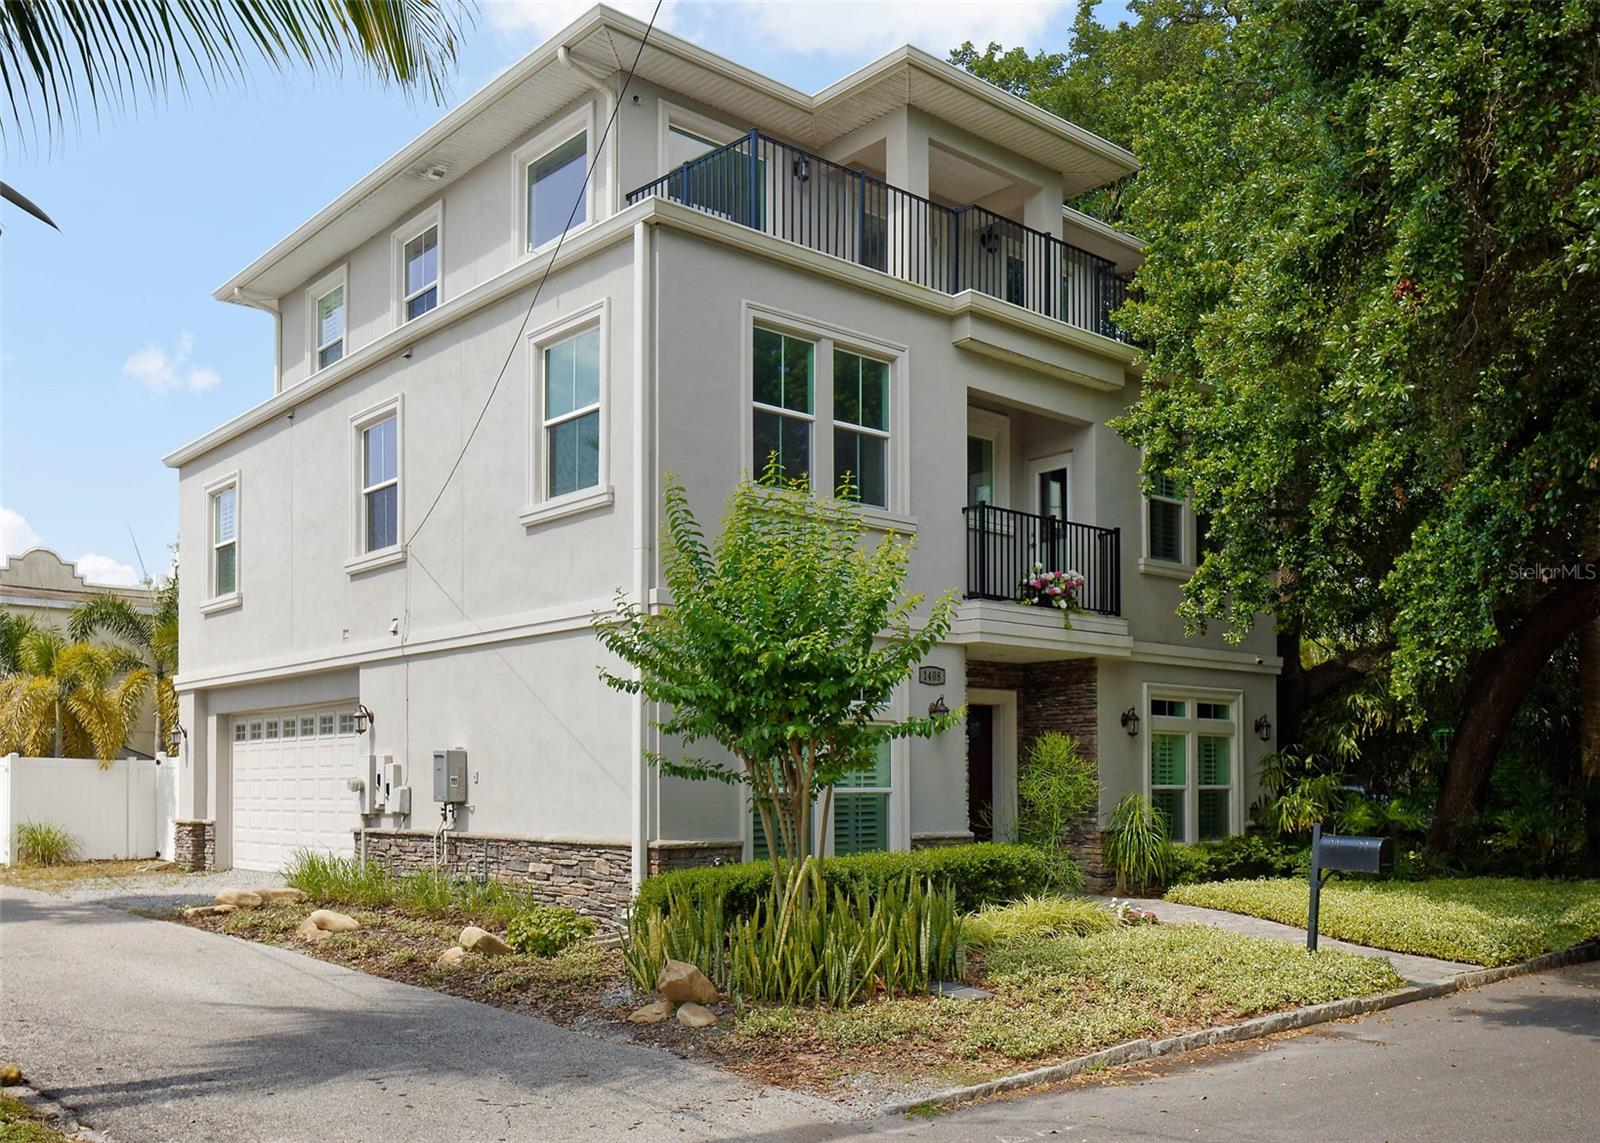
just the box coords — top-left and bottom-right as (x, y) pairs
(1141, 897), (1476, 983)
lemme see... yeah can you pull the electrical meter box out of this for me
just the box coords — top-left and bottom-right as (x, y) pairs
(433, 749), (467, 805)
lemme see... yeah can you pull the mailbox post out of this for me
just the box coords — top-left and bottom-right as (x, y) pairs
(1306, 823), (1394, 953)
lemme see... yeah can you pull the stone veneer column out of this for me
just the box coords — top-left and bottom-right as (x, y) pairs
(172, 820), (216, 872)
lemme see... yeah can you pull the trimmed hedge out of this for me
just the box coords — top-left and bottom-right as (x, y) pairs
(633, 843), (1049, 919)
(1167, 834), (1308, 885)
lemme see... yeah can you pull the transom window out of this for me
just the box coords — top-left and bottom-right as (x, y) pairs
(210, 483), (237, 598)
(543, 326), (601, 497)
(402, 225), (439, 321)
(527, 132), (587, 251)
(314, 284), (346, 369)
(362, 414), (399, 553)
(832, 350), (889, 508)
(1149, 693), (1237, 843)
(1147, 472), (1184, 563)
(752, 327), (814, 482)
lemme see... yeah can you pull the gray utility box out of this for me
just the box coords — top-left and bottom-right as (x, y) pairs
(433, 749), (467, 805)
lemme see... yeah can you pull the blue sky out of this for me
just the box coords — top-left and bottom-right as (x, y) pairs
(0, 0), (1114, 586)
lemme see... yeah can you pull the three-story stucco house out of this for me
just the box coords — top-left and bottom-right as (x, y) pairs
(164, 5), (1280, 915)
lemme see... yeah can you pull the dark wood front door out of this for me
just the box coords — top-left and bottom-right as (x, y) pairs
(967, 704), (995, 842)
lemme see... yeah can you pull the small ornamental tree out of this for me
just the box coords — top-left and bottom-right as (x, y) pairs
(595, 469), (960, 870)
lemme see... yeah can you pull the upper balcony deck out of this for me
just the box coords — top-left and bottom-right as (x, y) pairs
(627, 131), (1132, 345)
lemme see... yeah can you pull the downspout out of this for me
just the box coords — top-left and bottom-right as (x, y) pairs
(630, 219), (655, 892)
(558, 46), (621, 216)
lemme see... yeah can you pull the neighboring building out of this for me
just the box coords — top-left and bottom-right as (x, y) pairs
(0, 547), (160, 758)
(164, 5), (1280, 910)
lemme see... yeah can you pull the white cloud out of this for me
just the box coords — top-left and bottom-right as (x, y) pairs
(1, 506), (42, 562)
(74, 553), (143, 587)
(483, 1), (1067, 62)
(123, 332), (222, 395)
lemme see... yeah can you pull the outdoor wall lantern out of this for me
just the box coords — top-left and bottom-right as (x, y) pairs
(791, 156), (811, 183)
(1253, 713), (1273, 742)
(353, 703), (376, 735)
(1119, 707), (1140, 737)
(928, 696), (950, 718)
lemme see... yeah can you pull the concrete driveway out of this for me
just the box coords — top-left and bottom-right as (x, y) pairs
(0, 886), (856, 1143)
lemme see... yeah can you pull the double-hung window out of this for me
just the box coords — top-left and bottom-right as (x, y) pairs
(752, 327), (814, 483)
(361, 413), (399, 553)
(1147, 472), (1184, 563)
(1148, 693), (1237, 843)
(402, 226), (439, 321)
(309, 267), (347, 372)
(833, 349), (890, 507)
(210, 481), (238, 598)
(527, 132), (587, 252)
(831, 740), (892, 855)
(543, 325), (601, 497)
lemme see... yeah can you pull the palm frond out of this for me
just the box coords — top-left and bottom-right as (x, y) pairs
(0, 0), (470, 144)
(0, 609), (43, 673)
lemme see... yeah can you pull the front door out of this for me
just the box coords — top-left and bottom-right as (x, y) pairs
(967, 704), (996, 842)
(1037, 465), (1069, 572)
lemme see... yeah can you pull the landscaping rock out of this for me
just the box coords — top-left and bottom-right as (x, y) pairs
(258, 887), (308, 904)
(628, 999), (675, 1024)
(437, 946), (467, 967)
(675, 1002), (717, 1028)
(458, 926), (513, 956)
(182, 905), (234, 918)
(294, 918), (331, 942)
(306, 909), (360, 933)
(0, 1062), (22, 1086)
(657, 959), (719, 1006)
(214, 889), (264, 908)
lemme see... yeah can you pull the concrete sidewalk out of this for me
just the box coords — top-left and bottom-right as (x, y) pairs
(1141, 897), (1476, 983)
(0, 886), (857, 1143)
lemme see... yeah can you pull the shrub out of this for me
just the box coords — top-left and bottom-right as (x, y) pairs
(507, 904), (596, 957)
(284, 852), (551, 930)
(1102, 794), (1173, 893)
(13, 821), (78, 867)
(633, 842), (1048, 920)
(284, 851), (397, 908)
(626, 859), (963, 1006)
(1016, 732), (1095, 892)
(962, 894), (1118, 949)
(1167, 834), (1306, 885)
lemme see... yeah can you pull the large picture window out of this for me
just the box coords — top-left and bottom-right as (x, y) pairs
(527, 132), (587, 251)
(543, 326), (601, 498)
(1148, 692), (1237, 843)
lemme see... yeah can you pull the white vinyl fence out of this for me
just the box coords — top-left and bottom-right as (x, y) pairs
(0, 753), (179, 864)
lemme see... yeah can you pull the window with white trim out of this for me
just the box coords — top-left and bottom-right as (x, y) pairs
(210, 482), (238, 598)
(752, 326), (814, 482)
(1149, 693), (1237, 843)
(1147, 472), (1184, 563)
(542, 325), (601, 497)
(832, 349), (889, 508)
(401, 226), (438, 321)
(526, 131), (587, 252)
(311, 274), (346, 371)
(831, 739), (892, 855)
(361, 414), (399, 553)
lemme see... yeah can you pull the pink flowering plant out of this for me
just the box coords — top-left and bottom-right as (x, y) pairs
(1018, 562), (1086, 627)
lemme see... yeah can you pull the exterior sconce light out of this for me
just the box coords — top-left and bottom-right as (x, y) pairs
(1119, 707), (1140, 737)
(979, 227), (1000, 255)
(1254, 714), (1273, 743)
(354, 703), (376, 735)
(928, 696), (950, 718)
(792, 156), (810, 182)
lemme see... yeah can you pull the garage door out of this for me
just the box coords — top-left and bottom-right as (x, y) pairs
(231, 708), (360, 872)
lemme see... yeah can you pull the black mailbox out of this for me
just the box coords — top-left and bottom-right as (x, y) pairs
(1315, 832), (1393, 875)
(1305, 823), (1393, 952)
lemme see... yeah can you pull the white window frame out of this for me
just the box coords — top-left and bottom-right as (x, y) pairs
(520, 299), (613, 527)
(347, 396), (405, 574)
(740, 301), (912, 528)
(967, 407), (1012, 510)
(391, 202), (443, 327)
(201, 471), (241, 614)
(512, 103), (597, 260)
(1139, 455), (1202, 577)
(1141, 683), (1242, 843)
(306, 265), (349, 376)
(655, 99), (742, 176)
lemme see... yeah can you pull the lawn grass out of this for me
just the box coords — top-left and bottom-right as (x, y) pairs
(281, 852), (576, 931)
(0, 859), (154, 892)
(1166, 877), (1600, 966)
(734, 923), (1402, 1072)
(0, 1094), (72, 1142)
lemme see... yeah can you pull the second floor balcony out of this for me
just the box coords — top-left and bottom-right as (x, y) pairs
(964, 504), (1122, 617)
(627, 131), (1133, 343)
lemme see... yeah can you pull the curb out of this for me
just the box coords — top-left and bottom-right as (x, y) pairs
(879, 939), (1600, 1117)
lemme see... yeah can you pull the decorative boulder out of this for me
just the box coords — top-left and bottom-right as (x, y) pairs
(675, 1002), (717, 1028)
(437, 946), (467, 967)
(214, 889), (263, 908)
(628, 999), (675, 1024)
(458, 926), (513, 956)
(258, 887), (308, 904)
(294, 918), (330, 942)
(183, 904), (234, 918)
(657, 959), (718, 1006)
(0, 1062), (23, 1086)
(296, 909), (360, 940)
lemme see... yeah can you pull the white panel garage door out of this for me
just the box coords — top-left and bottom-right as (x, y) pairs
(230, 708), (359, 872)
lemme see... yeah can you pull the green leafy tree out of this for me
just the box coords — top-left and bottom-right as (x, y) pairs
(595, 471), (960, 869)
(69, 575), (179, 756)
(0, 628), (151, 762)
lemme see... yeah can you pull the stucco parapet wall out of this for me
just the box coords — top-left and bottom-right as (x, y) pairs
(167, 196), (1136, 472)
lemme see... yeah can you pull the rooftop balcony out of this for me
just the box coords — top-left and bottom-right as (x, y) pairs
(627, 130), (1133, 343)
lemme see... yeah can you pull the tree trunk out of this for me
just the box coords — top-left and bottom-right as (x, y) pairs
(1275, 623), (1308, 750)
(1580, 608), (1600, 853)
(1428, 580), (1600, 851)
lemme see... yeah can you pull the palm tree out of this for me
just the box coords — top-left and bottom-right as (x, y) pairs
(0, 0), (469, 227)
(0, 610), (41, 674)
(69, 578), (179, 757)
(0, 628), (151, 763)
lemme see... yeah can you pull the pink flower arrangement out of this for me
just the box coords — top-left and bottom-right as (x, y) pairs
(1018, 563), (1086, 625)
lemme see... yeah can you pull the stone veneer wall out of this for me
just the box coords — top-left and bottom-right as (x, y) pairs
(646, 840), (744, 874)
(965, 659), (1112, 892)
(359, 829), (632, 925)
(911, 831), (976, 849)
(173, 820), (215, 872)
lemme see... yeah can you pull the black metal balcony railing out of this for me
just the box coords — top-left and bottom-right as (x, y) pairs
(627, 130), (1132, 343)
(964, 504), (1122, 617)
